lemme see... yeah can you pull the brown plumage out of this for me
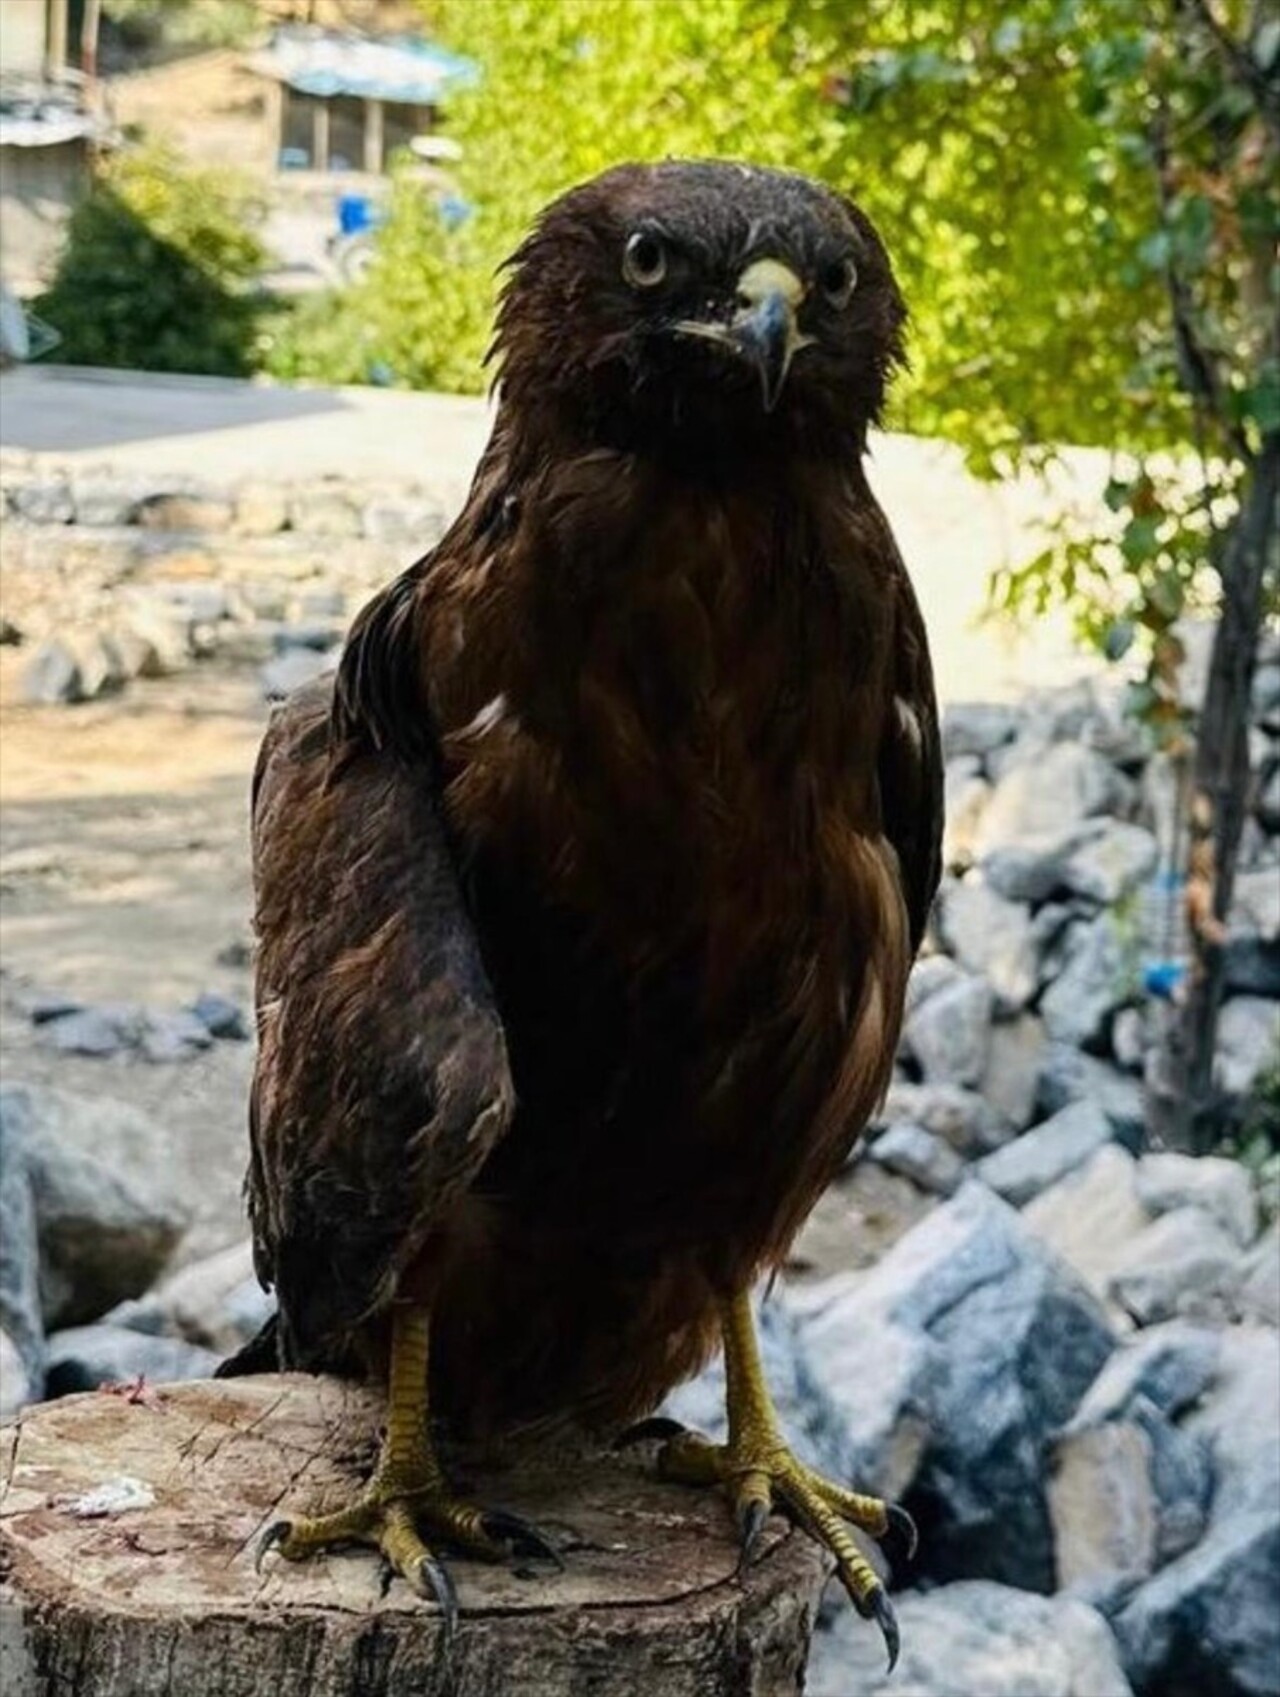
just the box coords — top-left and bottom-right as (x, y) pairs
(242, 160), (942, 1449)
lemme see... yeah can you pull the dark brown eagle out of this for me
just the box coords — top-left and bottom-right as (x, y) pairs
(236, 159), (942, 1666)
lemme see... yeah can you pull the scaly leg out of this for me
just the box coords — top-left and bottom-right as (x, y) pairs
(257, 1305), (559, 1650)
(620, 1289), (914, 1669)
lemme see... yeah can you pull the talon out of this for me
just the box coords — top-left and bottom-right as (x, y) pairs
(254, 1519), (291, 1574)
(481, 1509), (565, 1570)
(411, 1552), (459, 1657)
(883, 1502), (919, 1565)
(736, 1498), (769, 1575)
(612, 1415), (688, 1451)
(866, 1586), (900, 1673)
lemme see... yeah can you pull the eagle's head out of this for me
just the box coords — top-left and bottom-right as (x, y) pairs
(492, 160), (906, 461)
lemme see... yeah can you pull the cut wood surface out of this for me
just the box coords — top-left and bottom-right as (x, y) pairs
(0, 1374), (829, 1697)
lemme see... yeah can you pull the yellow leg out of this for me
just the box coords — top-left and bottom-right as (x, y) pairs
(257, 1306), (560, 1649)
(622, 1290), (912, 1670)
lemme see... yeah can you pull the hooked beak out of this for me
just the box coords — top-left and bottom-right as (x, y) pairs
(675, 258), (812, 412)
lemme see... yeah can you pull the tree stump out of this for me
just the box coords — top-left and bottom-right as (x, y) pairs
(0, 1375), (828, 1696)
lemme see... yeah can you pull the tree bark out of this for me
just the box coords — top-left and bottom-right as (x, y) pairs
(0, 1375), (829, 1697)
(1147, 434), (1280, 1150)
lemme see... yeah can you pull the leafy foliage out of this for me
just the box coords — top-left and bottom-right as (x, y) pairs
(37, 145), (267, 377)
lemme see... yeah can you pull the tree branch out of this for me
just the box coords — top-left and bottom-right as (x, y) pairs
(1175, 0), (1280, 144)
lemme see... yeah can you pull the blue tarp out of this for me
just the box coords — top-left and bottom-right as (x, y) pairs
(251, 30), (478, 107)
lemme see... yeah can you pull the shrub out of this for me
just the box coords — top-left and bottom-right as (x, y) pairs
(36, 144), (266, 377)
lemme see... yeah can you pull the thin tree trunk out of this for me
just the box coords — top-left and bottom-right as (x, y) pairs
(1148, 434), (1280, 1150)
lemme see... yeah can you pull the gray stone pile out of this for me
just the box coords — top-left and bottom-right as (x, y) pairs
(26, 989), (251, 1062)
(0, 1084), (269, 1417)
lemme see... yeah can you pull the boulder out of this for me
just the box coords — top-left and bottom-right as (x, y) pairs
(1185, 1325), (1280, 1520)
(1135, 1152), (1258, 1249)
(0, 1125), (43, 1392)
(1216, 997), (1279, 1097)
(233, 482), (289, 535)
(806, 1183), (1116, 1591)
(105, 1239), (271, 1354)
(979, 1012), (1048, 1133)
(904, 951), (965, 1015)
(1038, 1043), (1146, 1146)
(1113, 1511), (1280, 1697)
(0, 1324), (36, 1420)
(43, 1322), (220, 1395)
(1049, 1399), (1211, 1594)
(875, 1078), (1011, 1157)
(0, 1084), (186, 1328)
(807, 1580), (1134, 1697)
(936, 878), (1037, 1013)
(941, 701), (1022, 762)
(902, 974), (993, 1087)
(9, 477), (73, 523)
(136, 491), (233, 532)
(1223, 936), (1280, 998)
(19, 638), (83, 705)
(1022, 1145), (1152, 1308)
(361, 493), (448, 544)
(78, 632), (128, 700)
(867, 1122), (963, 1196)
(1108, 1207), (1245, 1327)
(943, 759), (992, 867)
(1230, 865), (1280, 940)
(1041, 917), (1133, 1051)
(137, 1008), (215, 1063)
(259, 645), (340, 701)
(975, 744), (1129, 859)
(188, 991), (250, 1042)
(272, 621), (343, 654)
(976, 1100), (1116, 1208)
(1058, 822), (1159, 905)
(1112, 1005), (1147, 1074)
(1238, 1223), (1280, 1327)
(982, 825), (1101, 905)
(1071, 1320), (1221, 1426)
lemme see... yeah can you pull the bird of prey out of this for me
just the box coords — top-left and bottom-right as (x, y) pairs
(239, 159), (942, 1666)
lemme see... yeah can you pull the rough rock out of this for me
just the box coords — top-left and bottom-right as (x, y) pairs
(1112, 1005), (1147, 1074)
(43, 1321), (220, 1395)
(297, 586), (347, 618)
(943, 758), (992, 866)
(904, 952), (965, 1015)
(1216, 997), (1279, 1096)
(1135, 1152), (1258, 1249)
(0, 1122), (43, 1391)
(875, 1079), (1011, 1157)
(260, 644), (339, 701)
(981, 825), (1100, 904)
(136, 491), (233, 531)
(41, 1003), (134, 1057)
(903, 973), (993, 1087)
(1223, 936), (1280, 998)
(1059, 822), (1159, 905)
(975, 744), (1129, 858)
(189, 991), (250, 1041)
(1230, 865), (1280, 940)
(1108, 1207), (1244, 1327)
(19, 638), (83, 705)
(1113, 1511), (1280, 1697)
(233, 482), (289, 535)
(868, 1122), (964, 1196)
(0, 1083), (186, 1328)
(362, 493), (447, 543)
(78, 632), (128, 699)
(70, 474), (146, 526)
(976, 1100), (1116, 1208)
(1050, 1401), (1211, 1594)
(941, 701), (1022, 761)
(1041, 916), (1133, 1050)
(936, 878), (1038, 1013)
(0, 1324), (36, 1419)
(979, 1013), (1048, 1132)
(137, 1008), (215, 1063)
(1072, 1321), (1221, 1426)
(1023, 1146), (1153, 1309)
(10, 476), (73, 522)
(1238, 1224), (1280, 1327)
(105, 1239), (271, 1354)
(1257, 763), (1280, 833)
(294, 490), (361, 536)
(808, 1580), (1134, 1697)
(272, 621), (343, 654)
(804, 1183), (1116, 1591)
(1037, 1044), (1146, 1146)
(1185, 1325), (1280, 1520)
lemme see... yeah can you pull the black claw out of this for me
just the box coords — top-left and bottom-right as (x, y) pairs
(867, 1587), (900, 1674)
(254, 1519), (291, 1575)
(882, 1503), (920, 1566)
(481, 1509), (566, 1571)
(612, 1415), (688, 1451)
(416, 1553), (459, 1660)
(735, 1499), (769, 1576)
(377, 1556), (394, 1599)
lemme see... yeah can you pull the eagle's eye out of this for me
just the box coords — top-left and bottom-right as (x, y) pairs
(623, 230), (668, 290)
(819, 255), (858, 308)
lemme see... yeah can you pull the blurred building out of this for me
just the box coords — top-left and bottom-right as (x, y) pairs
(246, 27), (476, 175)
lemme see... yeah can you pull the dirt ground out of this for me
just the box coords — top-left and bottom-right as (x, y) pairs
(0, 650), (265, 1263)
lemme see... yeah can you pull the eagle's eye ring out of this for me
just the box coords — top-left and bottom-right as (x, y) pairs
(623, 230), (668, 289)
(819, 255), (858, 308)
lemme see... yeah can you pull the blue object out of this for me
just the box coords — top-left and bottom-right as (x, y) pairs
(438, 192), (473, 231)
(1143, 960), (1188, 1001)
(338, 193), (375, 235)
